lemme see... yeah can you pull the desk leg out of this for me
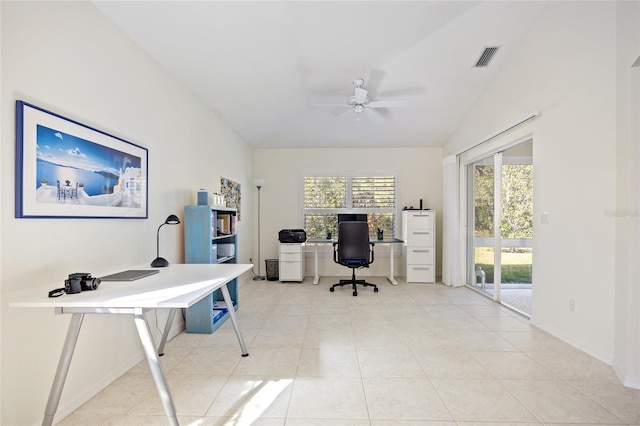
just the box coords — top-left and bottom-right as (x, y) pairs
(134, 312), (179, 426)
(42, 313), (84, 426)
(313, 244), (320, 285)
(387, 244), (399, 286)
(220, 284), (249, 357)
(158, 308), (177, 356)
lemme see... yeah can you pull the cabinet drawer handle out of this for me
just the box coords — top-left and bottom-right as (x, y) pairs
(412, 231), (430, 235)
(413, 267), (431, 270)
(412, 249), (430, 253)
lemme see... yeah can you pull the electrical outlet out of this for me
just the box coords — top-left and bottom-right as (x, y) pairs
(569, 299), (576, 313)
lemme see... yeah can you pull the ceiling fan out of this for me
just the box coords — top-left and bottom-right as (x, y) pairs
(312, 78), (410, 124)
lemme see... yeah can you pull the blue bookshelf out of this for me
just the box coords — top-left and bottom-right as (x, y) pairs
(184, 205), (238, 333)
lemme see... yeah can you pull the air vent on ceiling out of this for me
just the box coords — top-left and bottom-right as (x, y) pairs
(474, 46), (500, 68)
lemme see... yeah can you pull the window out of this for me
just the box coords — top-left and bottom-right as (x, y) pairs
(302, 172), (397, 239)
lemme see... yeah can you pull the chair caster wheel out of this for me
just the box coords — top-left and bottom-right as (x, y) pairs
(374, 288), (379, 292)
(353, 291), (357, 296)
(330, 287), (334, 292)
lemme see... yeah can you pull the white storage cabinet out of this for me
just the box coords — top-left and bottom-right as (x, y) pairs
(402, 210), (436, 283)
(279, 243), (305, 282)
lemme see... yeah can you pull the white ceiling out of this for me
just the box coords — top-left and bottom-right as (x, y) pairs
(92, 1), (547, 149)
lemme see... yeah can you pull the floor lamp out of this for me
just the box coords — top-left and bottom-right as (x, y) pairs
(253, 178), (266, 280)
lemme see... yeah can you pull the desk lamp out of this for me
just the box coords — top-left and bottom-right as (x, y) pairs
(151, 214), (181, 267)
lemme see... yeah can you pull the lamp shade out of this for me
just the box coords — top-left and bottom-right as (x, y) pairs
(164, 214), (180, 225)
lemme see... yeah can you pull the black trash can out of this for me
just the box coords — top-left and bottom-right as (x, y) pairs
(265, 259), (279, 281)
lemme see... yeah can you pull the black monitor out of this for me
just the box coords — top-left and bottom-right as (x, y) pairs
(337, 213), (367, 223)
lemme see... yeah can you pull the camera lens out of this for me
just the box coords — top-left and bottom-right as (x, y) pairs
(80, 277), (101, 291)
(89, 277), (101, 290)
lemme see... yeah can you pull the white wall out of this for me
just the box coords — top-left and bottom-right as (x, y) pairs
(0, 2), (253, 425)
(614, 1), (640, 388)
(444, 1), (631, 374)
(252, 147), (442, 278)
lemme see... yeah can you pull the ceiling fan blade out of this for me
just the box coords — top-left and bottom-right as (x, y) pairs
(368, 99), (410, 108)
(379, 86), (427, 98)
(335, 108), (354, 120)
(311, 103), (351, 108)
(365, 69), (386, 99)
(363, 108), (385, 124)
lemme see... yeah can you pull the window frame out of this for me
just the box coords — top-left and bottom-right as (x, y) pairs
(300, 169), (399, 244)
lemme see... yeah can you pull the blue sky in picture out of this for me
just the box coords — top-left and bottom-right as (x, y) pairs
(36, 124), (141, 195)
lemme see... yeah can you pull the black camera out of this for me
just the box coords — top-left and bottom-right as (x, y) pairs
(64, 273), (101, 294)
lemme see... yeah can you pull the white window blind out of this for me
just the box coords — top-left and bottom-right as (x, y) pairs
(352, 176), (396, 209)
(302, 172), (397, 239)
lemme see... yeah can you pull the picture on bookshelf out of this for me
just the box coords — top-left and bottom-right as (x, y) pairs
(220, 177), (241, 220)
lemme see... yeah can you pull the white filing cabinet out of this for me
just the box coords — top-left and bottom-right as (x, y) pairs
(279, 243), (305, 282)
(402, 210), (436, 283)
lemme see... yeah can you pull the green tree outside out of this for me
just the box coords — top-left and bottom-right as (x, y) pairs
(473, 164), (533, 283)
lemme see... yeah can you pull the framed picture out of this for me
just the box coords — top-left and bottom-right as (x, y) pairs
(220, 177), (241, 220)
(15, 101), (148, 218)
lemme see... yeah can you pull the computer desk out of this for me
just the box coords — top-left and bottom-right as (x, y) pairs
(10, 263), (252, 426)
(306, 237), (404, 285)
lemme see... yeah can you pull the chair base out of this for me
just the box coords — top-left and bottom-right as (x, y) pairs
(330, 270), (379, 296)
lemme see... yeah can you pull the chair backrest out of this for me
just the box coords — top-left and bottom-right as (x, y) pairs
(337, 221), (370, 263)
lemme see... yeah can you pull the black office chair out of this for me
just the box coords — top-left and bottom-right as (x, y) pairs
(330, 221), (378, 296)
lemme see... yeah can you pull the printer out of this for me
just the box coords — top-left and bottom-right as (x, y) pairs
(278, 229), (307, 243)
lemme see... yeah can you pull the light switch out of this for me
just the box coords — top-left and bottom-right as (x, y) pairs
(541, 212), (549, 224)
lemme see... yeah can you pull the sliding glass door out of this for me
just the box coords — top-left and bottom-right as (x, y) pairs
(468, 155), (497, 299)
(467, 141), (533, 316)
(500, 144), (533, 314)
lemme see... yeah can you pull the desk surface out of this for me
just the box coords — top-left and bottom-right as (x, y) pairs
(11, 263), (252, 310)
(307, 237), (403, 244)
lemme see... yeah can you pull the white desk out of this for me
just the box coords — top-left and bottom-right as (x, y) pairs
(10, 263), (252, 426)
(306, 238), (404, 285)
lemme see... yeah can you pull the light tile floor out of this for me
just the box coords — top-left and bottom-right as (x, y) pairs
(60, 277), (640, 425)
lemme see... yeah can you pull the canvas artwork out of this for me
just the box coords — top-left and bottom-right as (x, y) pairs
(220, 177), (241, 220)
(15, 101), (148, 218)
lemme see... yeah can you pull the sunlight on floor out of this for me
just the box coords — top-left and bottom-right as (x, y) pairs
(228, 379), (292, 425)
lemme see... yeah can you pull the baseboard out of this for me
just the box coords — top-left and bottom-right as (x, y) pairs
(238, 269), (255, 285)
(45, 351), (145, 426)
(613, 364), (640, 389)
(528, 317), (614, 366)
